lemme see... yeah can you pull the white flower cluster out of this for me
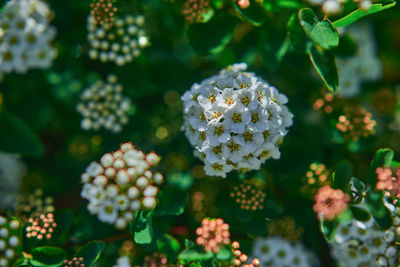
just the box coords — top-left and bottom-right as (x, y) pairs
(81, 143), (163, 229)
(336, 23), (382, 98)
(330, 206), (400, 267)
(113, 256), (131, 267)
(181, 63), (293, 178)
(309, 0), (375, 15)
(77, 75), (131, 133)
(252, 236), (319, 267)
(0, 152), (25, 210)
(0, 216), (20, 267)
(87, 14), (150, 66)
(0, 0), (56, 75)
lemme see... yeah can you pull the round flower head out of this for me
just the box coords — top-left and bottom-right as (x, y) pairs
(313, 185), (350, 220)
(0, 152), (25, 210)
(64, 257), (84, 267)
(301, 162), (331, 197)
(0, 215), (21, 267)
(182, 0), (212, 23)
(330, 203), (400, 267)
(376, 167), (400, 205)
(336, 106), (376, 141)
(181, 63), (293, 178)
(252, 236), (318, 267)
(195, 218), (230, 253)
(80, 143), (163, 229)
(26, 212), (57, 240)
(0, 0), (57, 75)
(87, 13), (150, 66)
(77, 75), (131, 133)
(90, 0), (118, 26)
(230, 180), (266, 211)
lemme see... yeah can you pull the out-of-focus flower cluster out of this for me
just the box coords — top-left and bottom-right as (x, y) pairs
(330, 205), (400, 267)
(182, 0), (212, 23)
(26, 212), (57, 240)
(90, 0), (118, 26)
(312, 92), (336, 114)
(230, 180), (265, 211)
(301, 162), (331, 197)
(14, 189), (55, 222)
(251, 236), (318, 267)
(0, 152), (25, 210)
(77, 75), (131, 133)
(143, 252), (168, 267)
(336, 23), (382, 98)
(87, 13), (150, 66)
(196, 218), (230, 253)
(336, 106), (376, 141)
(0, 0), (56, 75)
(181, 63), (293, 178)
(268, 217), (304, 243)
(309, 0), (377, 15)
(313, 185), (350, 220)
(81, 143), (163, 229)
(0, 216), (21, 267)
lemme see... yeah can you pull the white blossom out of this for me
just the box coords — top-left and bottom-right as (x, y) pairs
(87, 14), (150, 66)
(0, 0), (56, 76)
(181, 63), (293, 178)
(0, 152), (25, 210)
(0, 216), (20, 265)
(80, 143), (163, 229)
(77, 75), (131, 133)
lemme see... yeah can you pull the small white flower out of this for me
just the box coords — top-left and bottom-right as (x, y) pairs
(98, 200), (118, 224)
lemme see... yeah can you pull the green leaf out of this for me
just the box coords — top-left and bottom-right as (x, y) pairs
(154, 187), (188, 216)
(0, 111), (44, 157)
(31, 246), (66, 267)
(129, 210), (153, 244)
(74, 241), (105, 266)
(298, 8), (339, 50)
(332, 161), (352, 192)
(234, 1), (267, 26)
(309, 45), (339, 91)
(350, 206), (371, 222)
(365, 190), (393, 229)
(320, 219), (339, 242)
(333, 1), (396, 28)
(287, 13), (308, 53)
(157, 234), (181, 261)
(186, 13), (238, 55)
(366, 148), (394, 186)
(216, 246), (232, 261)
(178, 242), (213, 261)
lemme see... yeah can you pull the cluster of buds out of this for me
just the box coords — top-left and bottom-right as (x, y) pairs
(336, 106), (376, 141)
(313, 92), (336, 114)
(81, 143), (163, 229)
(268, 216), (304, 243)
(87, 13), (150, 66)
(90, 0), (118, 26)
(0, 216), (21, 267)
(26, 213), (57, 240)
(376, 167), (400, 205)
(230, 181), (265, 211)
(15, 189), (55, 222)
(143, 252), (168, 267)
(77, 75), (131, 133)
(301, 162), (331, 196)
(313, 185), (350, 220)
(196, 218), (230, 253)
(64, 257), (84, 267)
(232, 241), (260, 267)
(182, 0), (211, 23)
